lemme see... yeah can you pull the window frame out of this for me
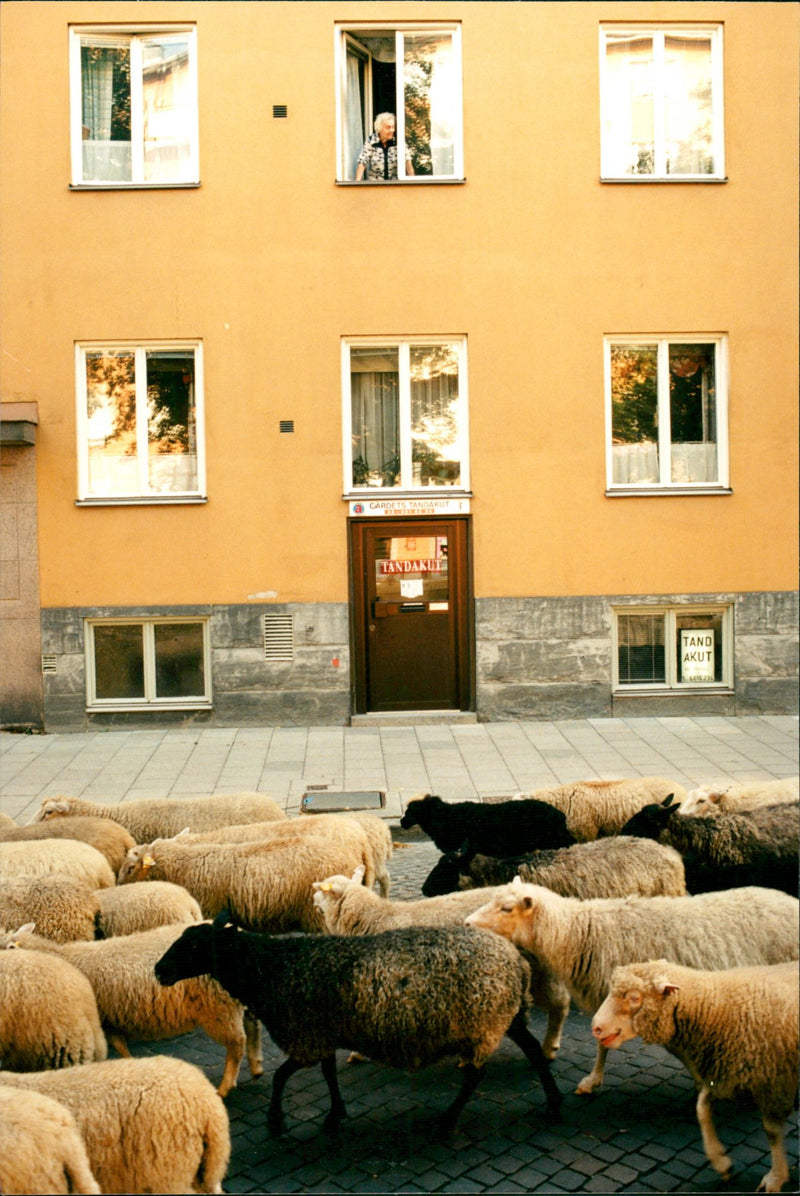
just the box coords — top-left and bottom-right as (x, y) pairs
(612, 604), (733, 693)
(75, 339), (206, 505)
(599, 23), (725, 182)
(334, 22), (464, 184)
(69, 24), (199, 188)
(84, 617), (212, 711)
(341, 335), (470, 496)
(604, 334), (730, 495)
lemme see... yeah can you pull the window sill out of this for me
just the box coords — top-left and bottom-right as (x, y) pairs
(599, 176), (728, 184)
(614, 687), (733, 697)
(76, 496), (208, 507)
(336, 178), (466, 187)
(70, 182), (201, 191)
(605, 487), (732, 498)
(87, 701), (212, 713)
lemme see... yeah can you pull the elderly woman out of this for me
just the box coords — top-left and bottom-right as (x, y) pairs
(355, 113), (415, 181)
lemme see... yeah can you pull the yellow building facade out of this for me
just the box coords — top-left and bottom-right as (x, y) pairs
(1, 0), (797, 728)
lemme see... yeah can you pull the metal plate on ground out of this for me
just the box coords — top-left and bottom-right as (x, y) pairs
(301, 789), (385, 813)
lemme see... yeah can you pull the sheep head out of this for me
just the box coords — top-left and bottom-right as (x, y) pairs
(592, 961), (681, 1049)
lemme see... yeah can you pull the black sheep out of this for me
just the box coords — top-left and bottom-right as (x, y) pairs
(619, 797), (799, 895)
(399, 794), (573, 856)
(155, 911), (562, 1138)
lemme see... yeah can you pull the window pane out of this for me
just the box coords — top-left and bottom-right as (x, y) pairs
(142, 38), (193, 182)
(669, 344), (717, 483)
(410, 345), (461, 486)
(610, 344), (659, 483)
(81, 40), (132, 181)
(146, 351), (198, 492)
(154, 623), (205, 697)
(618, 614), (665, 684)
(664, 36), (714, 175)
(85, 351), (139, 495)
(350, 347), (400, 486)
(403, 32), (456, 176)
(676, 612), (723, 684)
(94, 625), (144, 698)
(374, 536), (449, 602)
(604, 35), (654, 175)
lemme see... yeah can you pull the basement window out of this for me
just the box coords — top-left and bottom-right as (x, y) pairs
(613, 605), (732, 691)
(85, 618), (211, 709)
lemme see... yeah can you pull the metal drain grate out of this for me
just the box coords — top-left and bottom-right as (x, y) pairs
(263, 612), (294, 662)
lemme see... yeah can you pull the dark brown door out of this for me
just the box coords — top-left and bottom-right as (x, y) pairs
(350, 518), (472, 713)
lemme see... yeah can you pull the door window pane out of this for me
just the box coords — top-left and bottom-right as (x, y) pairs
(374, 536), (449, 602)
(94, 624), (145, 698)
(617, 614), (665, 684)
(351, 347), (400, 486)
(610, 344), (659, 483)
(410, 345), (461, 486)
(154, 623), (205, 697)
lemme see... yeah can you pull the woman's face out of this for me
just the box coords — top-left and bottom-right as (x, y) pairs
(378, 119), (395, 144)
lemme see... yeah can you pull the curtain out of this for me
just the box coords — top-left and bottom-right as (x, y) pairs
(344, 51), (365, 180)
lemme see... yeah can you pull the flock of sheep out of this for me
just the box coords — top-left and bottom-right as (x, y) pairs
(0, 773), (797, 1195)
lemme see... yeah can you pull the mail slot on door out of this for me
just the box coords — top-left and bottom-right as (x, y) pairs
(373, 602), (427, 617)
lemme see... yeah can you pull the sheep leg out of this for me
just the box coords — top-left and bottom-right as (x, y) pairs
(505, 1012), (562, 1114)
(268, 1057), (304, 1136)
(436, 1063), (484, 1139)
(576, 1042), (607, 1094)
(245, 1012), (263, 1078)
(758, 1117), (789, 1193)
(696, 1086), (732, 1181)
(320, 1054), (348, 1132)
(107, 1033), (131, 1058)
(217, 1034), (244, 1097)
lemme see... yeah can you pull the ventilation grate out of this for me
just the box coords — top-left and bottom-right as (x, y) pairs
(279, 420), (294, 434)
(263, 612), (294, 662)
(41, 654), (57, 674)
(273, 105), (288, 119)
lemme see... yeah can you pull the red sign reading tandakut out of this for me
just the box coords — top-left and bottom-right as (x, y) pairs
(379, 559), (443, 574)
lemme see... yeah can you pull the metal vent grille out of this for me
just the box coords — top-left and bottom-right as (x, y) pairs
(263, 612), (294, 662)
(279, 420), (294, 434)
(41, 654), (57, 674)
(273, 104), (288, 118)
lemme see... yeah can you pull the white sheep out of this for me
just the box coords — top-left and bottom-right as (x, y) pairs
(0, 1084), (101, 1195)
(591, 959), (800, 1193)
(33, 791), (286, 840)
(95, 880), (203, 937)
(0, 1056), (231, 1194)
(117, 821), (376, 932)
(0, 811), (18, 830)
(514, 776), (687, 840)
(678, 775), (799, 816)
(0, 945), (107, 1069)
(312, 867), (571, 1060)
(465, 880), (799, 1096)
(0, 838), (115, 889)
(1, 922), (262, 1097)
(0, 874), (101, 943)
(1, 815), (136, 873)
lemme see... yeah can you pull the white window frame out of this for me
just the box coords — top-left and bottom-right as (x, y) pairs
(604, 334), (729, 495)
(342, 336), (470, 495)
(599, 23), (725, 182)
(76, 340), (206, 505)
(612, 604), (733, 693)
(85, 617), (212, 711)
(69, 25), (199, 187)
(335, 22), (464, 183)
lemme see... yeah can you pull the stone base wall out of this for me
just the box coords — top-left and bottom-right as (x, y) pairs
(38, 591), (798, 729)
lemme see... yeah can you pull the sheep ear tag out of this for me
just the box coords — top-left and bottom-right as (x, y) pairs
(142, 854), (156, 871)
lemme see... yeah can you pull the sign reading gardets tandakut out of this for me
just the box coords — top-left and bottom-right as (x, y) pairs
(680, 630), (715, 682)
(379, 559), (444, 574)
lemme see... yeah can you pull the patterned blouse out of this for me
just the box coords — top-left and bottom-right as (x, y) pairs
(357, 133), (401, 181)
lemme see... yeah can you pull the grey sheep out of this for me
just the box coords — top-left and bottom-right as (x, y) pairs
(678, 775), (799, 816)
(421, 835), (687, 899)
(33, 790), (286, 840)
(155, 911), (562, 1137)
(0, 838), (115, 889)
(95, 879), (202, 937)
(513, 776), (687, 840)
(0, 815), (136, 873)
(0, 946), (107, 1069)
(0, 1056), (231, 1194)
(0, 1084), (101, 1195)
(1, 922), (262, 1097)
(117, 822), (376, 932)
(592, 960), (799, 1193)
(466, 880), (799, 1097)
(0, 874), (101, 943)
(313, 867), (571, 1060)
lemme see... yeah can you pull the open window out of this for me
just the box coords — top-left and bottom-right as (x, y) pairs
(336, 24), (463, 182)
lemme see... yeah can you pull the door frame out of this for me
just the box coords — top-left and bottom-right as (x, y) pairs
(348, 515), (474, 715)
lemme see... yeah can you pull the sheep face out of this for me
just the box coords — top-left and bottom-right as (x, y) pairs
(311, 867), (365, 928)
(420, 848), (469, 897)
(154, 921), (215, 986)
(117, 845), (156, 884)
(33, 798), (73, 822)
(464, 879), (538, 946)
(591, 962), (679, 1050)
(399, 795), (440, 832)
(618, 796), (676, 840)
